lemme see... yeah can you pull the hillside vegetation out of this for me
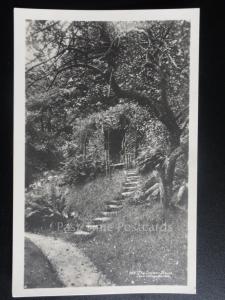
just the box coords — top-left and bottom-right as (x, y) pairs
(25, 20), (190, 286)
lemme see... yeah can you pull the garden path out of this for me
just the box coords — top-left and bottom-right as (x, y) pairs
(25, 232), (112, 287)
(25, 168), (141, 287)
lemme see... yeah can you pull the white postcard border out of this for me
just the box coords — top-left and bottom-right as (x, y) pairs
(13, 8), (199, 297)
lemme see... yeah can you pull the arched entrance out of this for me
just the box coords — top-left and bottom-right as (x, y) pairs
(104, 126), (138, 174)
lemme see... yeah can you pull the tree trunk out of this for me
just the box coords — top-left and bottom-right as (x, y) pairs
(158, 70), (181, 149)
(111, 74), (182, 217)
(111, 75), (181, 150)
(162, 147), (183, 215)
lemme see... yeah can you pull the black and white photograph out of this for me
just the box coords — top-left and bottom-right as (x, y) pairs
(13, 8), (199, 297)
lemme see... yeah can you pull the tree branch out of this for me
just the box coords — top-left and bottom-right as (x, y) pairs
(110, 76), (161, 119)
(26, 49), (67, 73)
(47, 62), (107, 91)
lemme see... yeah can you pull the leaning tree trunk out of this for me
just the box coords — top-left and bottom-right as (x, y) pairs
(110, 73), (182, 215)
(157, 71), (182, 215)
(163, 147), (183, 210)
(159, 70), (181, 149)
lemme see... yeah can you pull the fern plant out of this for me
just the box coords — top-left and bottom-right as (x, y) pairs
(25, 176), (77, 231)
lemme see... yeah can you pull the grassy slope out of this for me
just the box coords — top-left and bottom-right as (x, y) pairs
(24, 238), (64, 288)
(66, 170), (125, 229)
(79, 203), (187, 286)
(65, 170), (187, 286)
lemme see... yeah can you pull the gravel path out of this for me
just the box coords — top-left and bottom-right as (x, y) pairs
(25, 232), (112, 287)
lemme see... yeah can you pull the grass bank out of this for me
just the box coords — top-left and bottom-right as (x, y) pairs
(28, 169), (187, 286)
(76, 202), (187, 286)
(66, 170), (125, 229)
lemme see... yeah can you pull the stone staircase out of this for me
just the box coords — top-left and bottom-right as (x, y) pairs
(73, 169), (141, 240)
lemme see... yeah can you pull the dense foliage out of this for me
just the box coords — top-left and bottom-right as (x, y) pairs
(26, 20), (190, 215)
(25, 172), (78, 231)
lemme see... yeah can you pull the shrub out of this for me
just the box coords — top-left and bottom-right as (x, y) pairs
(25, 174), (77, 231)
(137, 148), (166, 174)
(62, 155), (106, 184)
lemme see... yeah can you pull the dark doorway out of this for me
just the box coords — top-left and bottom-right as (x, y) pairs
(104, 129), (125, 163)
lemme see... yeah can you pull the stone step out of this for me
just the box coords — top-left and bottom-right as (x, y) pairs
(104, 200), (123, 206)
(104, 204), (123, 212)
(85, 224), (101, 231)
(104, 208), (121, 213)
(100, 211), (118, 217)
(126, 175), (140, 180)
(122, 191), (136, 197)
(126, 175), (140, 179)
(124, 181), (139, 187)
(125, 180), (140, 185)
(123, 185), (139, 190)
(125, 170), (139, 176)
(106, 203), (123, 208)
(73, 230), (95, 240)
(123, 186), (137, 192)
(74, 229), (93, 236)
(93, 217), (111, 225)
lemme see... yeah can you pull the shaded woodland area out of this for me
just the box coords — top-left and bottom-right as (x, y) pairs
(25, 20), (189, 226)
